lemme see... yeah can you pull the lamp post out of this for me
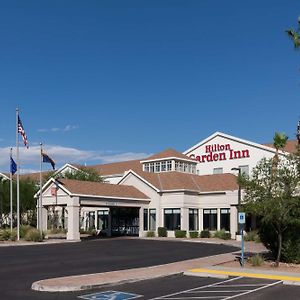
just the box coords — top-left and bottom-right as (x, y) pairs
(231, 167), (245, 267)
(231, 167), (241, 212)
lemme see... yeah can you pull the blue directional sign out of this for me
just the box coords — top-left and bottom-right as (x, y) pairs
(78, 291), (142, 300)
(238, 212), (246, 224)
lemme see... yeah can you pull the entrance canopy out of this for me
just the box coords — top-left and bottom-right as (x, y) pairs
(38, 178), (150, 240)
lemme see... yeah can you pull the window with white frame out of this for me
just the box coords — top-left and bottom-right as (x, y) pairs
(213, 167), (223, 174)
(203, 209), (217, 230)
(189, 208), (198, 231)
(220, 208), (230, 231)
(167, 160), (172, 171)
(239, 165), (249, 176)
(149, 209), (156, 231)
(150, 162), (155, 172)
(164, 208), (181, 230)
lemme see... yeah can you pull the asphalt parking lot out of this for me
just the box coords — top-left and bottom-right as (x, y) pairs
(2, 238), (300, 299)
(0, 238), (238, 300)
(77, 274), (300, 300)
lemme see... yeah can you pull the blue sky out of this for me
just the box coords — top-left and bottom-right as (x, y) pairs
(0, 0), (299, 173)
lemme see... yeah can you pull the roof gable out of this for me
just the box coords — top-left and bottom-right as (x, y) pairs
(184, 131), (283, 156)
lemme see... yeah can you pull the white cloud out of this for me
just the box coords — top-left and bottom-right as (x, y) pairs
(37, 125), (78, 133)
(0, 145), (150, 174)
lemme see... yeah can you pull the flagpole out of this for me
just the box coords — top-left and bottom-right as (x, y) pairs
(16, 108), (20, 241)
(39, 143), (43, 234)
(10, 147), (13, 233)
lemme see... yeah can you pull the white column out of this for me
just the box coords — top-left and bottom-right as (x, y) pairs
(41, 207), (48, 231)
(217, 208), (221, 231)
(199, 208), (203, 231)
(230, 205), (238, 239)
(139, 206), (144, 237)
(67, 197), (80, 241)
(181, 207), (189, 232)
(95, 209), (98, 230)
(107, 209), (112, 237)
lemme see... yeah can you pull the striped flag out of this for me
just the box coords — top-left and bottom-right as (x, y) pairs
(18, 116), (29, 148)
(42, 152), (55, 170)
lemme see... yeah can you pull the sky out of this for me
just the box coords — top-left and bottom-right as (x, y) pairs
(0, 0), (299, 174)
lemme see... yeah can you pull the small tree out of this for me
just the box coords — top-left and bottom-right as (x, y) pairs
(59, 167), (104, 182)
(272, 132), (288, 173)
(240, 152), (300, 266)
(286, 17), (300, 49)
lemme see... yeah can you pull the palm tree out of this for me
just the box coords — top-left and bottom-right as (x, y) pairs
(286, 17), (300, 49)
(272, 132), (288, 173)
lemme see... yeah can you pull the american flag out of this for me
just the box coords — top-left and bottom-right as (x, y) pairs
(18, 116), (29, 148)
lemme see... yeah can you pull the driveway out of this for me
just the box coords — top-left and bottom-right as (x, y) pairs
(0, 237), (238, 299)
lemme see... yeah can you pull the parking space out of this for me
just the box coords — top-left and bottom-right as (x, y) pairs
(77, 274), (300, 300)
(149, 276), (282, 300)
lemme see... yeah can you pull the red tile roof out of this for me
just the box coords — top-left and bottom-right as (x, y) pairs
(59, 179), (149, 199)
(142, 148), (196, 162)
(87, 159), (143, 176)
(132, 170), (238, 192)
(263, 140), (298, 154)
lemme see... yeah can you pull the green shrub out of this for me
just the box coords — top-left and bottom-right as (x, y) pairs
(249, 254), (264, 266)
(244, 230), (260, 242)
(24, 228), (44, 242)
(146, 231), (155, 237)
(20, 225), (34, 238)
(0, 229), (11, 241)
(200, 230), (211, 238)
(158, 227), (167, 237)
(189, 231), (199, 238)
(10, 229), (17, 241)
(175, 230), (186, 238)
(214, 229), (231, 240)
(259, 222), (300, 264)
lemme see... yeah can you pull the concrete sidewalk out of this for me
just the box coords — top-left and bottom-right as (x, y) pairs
(185, 266), (300, 286)
(31, 252), (235, 292)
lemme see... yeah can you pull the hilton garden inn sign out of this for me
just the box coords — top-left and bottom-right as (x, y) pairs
(184, 132), (289, 176)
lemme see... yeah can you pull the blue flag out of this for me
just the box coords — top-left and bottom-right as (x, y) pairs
(42, 152), (55, 170)
(10, 156), (17, 175)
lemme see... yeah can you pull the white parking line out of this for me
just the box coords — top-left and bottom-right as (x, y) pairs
(222, 280), (282, 300)
(149, 277), (244, 300)
(149, 277), (283, 300)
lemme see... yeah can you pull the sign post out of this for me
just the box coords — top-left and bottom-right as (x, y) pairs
(238, 212), (246, 268)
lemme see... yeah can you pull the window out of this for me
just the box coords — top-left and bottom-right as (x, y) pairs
(143, 209), (148, 231)
(161, 161), (166, 172)
(239, 165), (249, 177)
(220, 208), (230, 231)
(155, 162), (161, 173)
(88, 211), (95, 229)
(149, 209), (156, 231)
(184, 163), (188, 172)
(164, 208), (181, 230)
(189, 209), (198, 231)
(150, 163), (155, 172)
(167, 160), (172, 171)
(203, 209), (217, 230)
(144, 163), (149, 172)
(191, 165), (196, 174)
(213, 167), (223, 174)
(97, 210), (108, 230)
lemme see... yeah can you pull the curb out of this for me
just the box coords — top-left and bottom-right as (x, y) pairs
(185, 267), (300, 286)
